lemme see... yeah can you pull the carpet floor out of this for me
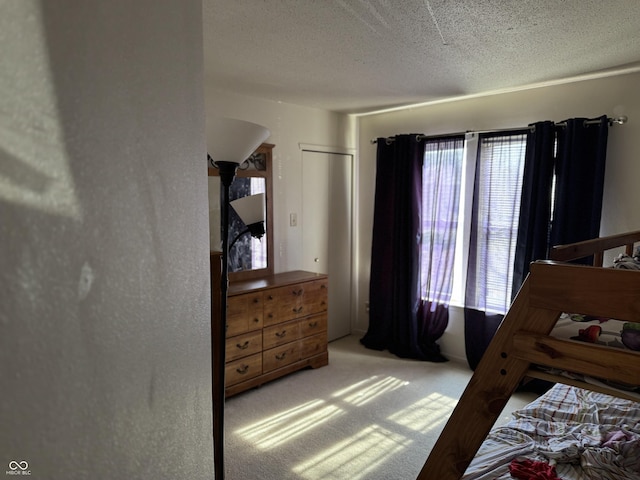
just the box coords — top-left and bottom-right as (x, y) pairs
(224, 334), (538, 480)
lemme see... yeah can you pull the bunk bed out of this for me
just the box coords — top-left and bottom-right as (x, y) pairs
(418, 230), (640, 480)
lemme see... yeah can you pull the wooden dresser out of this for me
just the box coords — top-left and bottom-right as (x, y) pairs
(222, 270), (329, 397)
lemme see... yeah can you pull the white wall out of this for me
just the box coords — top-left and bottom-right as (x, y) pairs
(1, 1), (213, 477)
(356, 72), (640, 362)
(204, 87), (356, 274)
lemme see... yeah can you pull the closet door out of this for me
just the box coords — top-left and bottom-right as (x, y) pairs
(301, 150), (353, 341)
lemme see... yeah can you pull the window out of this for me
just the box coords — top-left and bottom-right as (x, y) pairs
(422, 132), (528, 314)
(420, 137), (464, 304)
(466, 133), (527, 314)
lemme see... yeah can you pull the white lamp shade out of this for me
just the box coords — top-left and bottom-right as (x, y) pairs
(207, 117), (271, 164)
(230, 193), (266, 226)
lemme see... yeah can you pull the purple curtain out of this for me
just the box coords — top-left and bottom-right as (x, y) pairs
(418, 136), (465, 348)
(361, 134), (449, 362)
(465, 117), (609, 369)
(464, 132), (528, 370)
(550, 116), (609, 255)
(511, 121), (556, 299)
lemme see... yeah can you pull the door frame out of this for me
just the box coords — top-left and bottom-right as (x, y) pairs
(299, 143), (357, 340)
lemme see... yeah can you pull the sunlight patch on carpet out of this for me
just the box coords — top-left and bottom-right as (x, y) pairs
(332, 375), (409, 407)
(292, 424), (411, 479)
(387, 392), (457, 433)
(235, 399), (345, 450)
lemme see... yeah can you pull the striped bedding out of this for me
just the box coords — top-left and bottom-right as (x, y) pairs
(463, 384), (640, 479)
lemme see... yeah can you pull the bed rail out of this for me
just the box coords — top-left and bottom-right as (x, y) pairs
(549, 229), (640, 265)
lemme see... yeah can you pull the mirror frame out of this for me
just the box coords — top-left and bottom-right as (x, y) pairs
(208, 143), (274, 281)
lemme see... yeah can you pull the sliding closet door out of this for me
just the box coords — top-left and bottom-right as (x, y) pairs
(301, 150), (353, 341)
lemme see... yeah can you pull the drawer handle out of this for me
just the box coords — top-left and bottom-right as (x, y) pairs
(253, 297), (259, 303)
(275, 352), (287, 360)
(268, 295), (274, 300)
(292, 289), (303, 296)
(321, 284), (327, 289)
(236, 365), (249, 374)
(253, 317), (260, 323)
(236, 341), (250, 350)
(275, 330), (287, 338)
(268, 313), (274, 318)
(293, 306), (304, 314)
(308, 321), (318, 328)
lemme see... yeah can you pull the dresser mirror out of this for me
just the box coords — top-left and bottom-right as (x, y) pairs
(208, 143), (274, 281)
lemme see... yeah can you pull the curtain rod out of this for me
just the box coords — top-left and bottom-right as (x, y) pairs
(370, 115), (628, 144)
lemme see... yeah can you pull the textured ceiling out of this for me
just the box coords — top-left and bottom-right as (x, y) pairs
(203, 1), (640, 114)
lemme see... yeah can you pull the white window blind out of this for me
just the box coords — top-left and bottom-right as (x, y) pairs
(466, 134), (527, 314)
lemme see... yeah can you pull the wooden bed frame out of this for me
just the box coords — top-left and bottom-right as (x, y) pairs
(418, 230), (640, 480)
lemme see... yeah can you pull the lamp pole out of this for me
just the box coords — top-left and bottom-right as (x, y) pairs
(207, 116), (270, 479)
(213, 160), (239, 480)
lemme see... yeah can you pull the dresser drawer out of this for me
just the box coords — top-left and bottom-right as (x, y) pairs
(303, 279), (329, 315)
(300, 332), (327, 358)
(226, 292), (263, 336)
(263, 319), (301, 350)
(226, 330), (263, 362)
(263, 342), (300, 373)
(263, 284), (304, 325)
(225, 353), (262, 386)
(299, 313), (327, 338)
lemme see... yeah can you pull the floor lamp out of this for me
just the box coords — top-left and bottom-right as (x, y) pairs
(207, 117), (270, 479)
